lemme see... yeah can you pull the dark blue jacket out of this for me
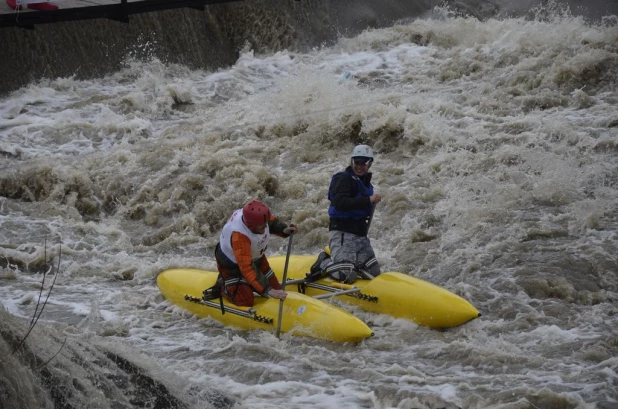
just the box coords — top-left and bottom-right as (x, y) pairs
(328, 167), (374, 236)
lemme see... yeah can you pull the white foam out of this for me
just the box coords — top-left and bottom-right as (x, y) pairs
(1, 8), (617, 408)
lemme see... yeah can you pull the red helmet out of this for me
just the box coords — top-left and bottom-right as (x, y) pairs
(242, 200), (271, 230)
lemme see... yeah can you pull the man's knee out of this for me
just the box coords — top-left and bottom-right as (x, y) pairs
(224, 285), (255, 306)
(357, 256), (380, 279)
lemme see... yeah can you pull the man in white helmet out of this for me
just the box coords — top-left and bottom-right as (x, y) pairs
(309, 144), (382, 283)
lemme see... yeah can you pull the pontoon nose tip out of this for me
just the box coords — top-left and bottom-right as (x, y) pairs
(356, 330), (374, 342)
(357, 327), (374, 341)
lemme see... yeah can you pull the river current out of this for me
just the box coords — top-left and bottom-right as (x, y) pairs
(1, 2), (617, 408)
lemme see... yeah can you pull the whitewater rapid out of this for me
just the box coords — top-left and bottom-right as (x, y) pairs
(1, 4), (617, 409)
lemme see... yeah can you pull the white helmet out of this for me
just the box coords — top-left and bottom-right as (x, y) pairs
(350, 144), (374, 160)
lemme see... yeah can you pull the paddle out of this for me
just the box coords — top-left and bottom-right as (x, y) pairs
(367, 202), (377, 233)
(275, 233), (294, 339)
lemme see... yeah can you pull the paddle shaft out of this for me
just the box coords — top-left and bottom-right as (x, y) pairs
(367, 202), (377, 233)
(275, 234), (293, 339)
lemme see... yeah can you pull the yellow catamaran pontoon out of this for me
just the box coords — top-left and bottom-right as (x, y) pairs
(269, 255), (480, 328)
(157, 268), (374, 343)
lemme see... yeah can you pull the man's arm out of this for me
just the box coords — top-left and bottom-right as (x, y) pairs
(230, 232), (273, 294)
(268, 215), (297, 238)
(330, 173), (371, 211)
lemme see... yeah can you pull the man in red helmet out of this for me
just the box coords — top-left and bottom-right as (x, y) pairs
(215, 200), (297, 306)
